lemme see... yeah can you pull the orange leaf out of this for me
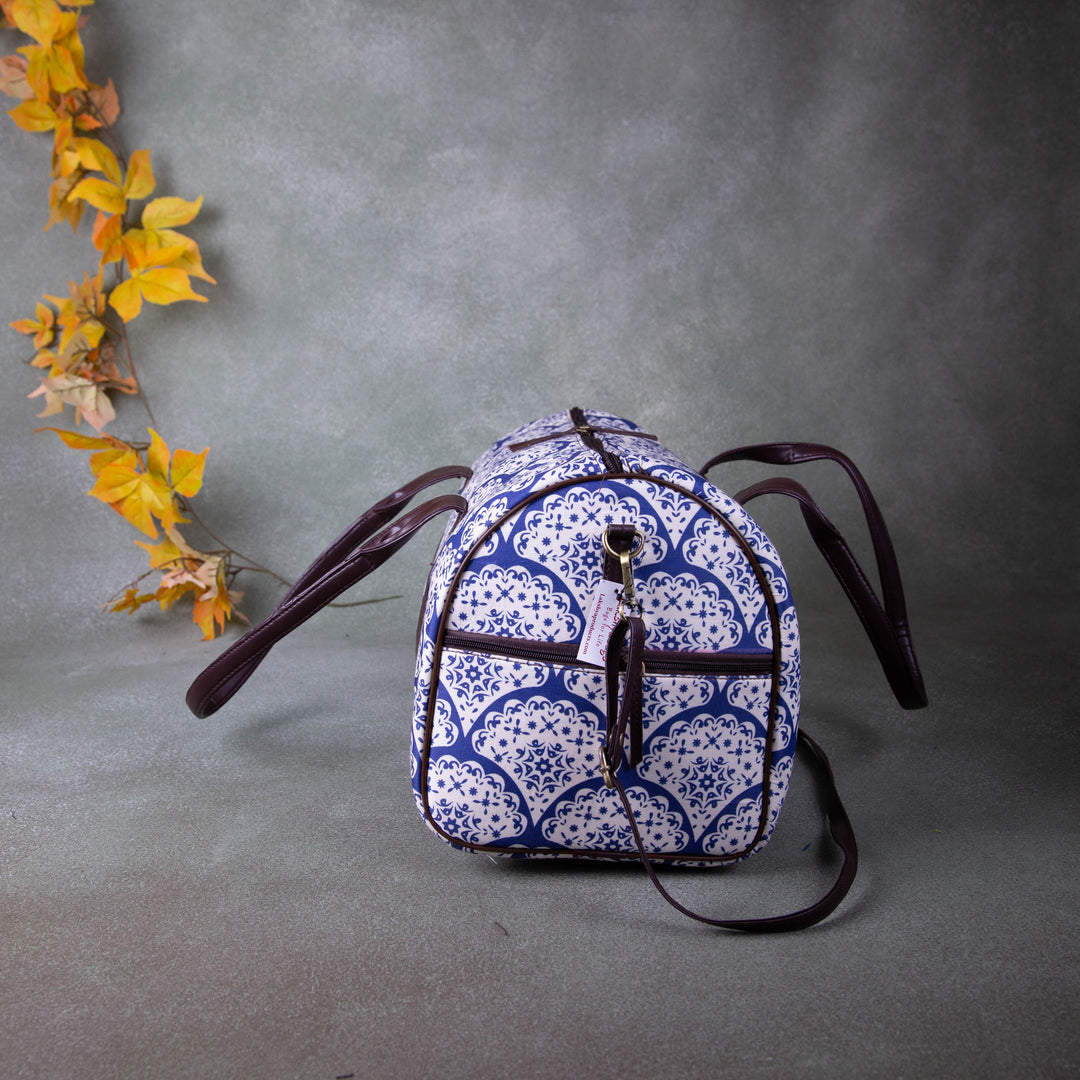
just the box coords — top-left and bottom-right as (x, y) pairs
(109, 587), (157, 615)
(121, 227), (188, 272)
(34, 425), (114, 451)
(87, 77), (119, 126)
(92, 210), (123, 262)
(10, 300), (55, 349)
(190, 561), (241, 640)
(30, 348), (58, 371)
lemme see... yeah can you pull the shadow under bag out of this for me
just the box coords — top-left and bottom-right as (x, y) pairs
(188, 407), (927, 932)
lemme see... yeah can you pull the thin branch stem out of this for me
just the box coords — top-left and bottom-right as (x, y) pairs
(115, 319), (158, 429)
(178, 498), (291, 589)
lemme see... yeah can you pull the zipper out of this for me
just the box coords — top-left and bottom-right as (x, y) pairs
(441, 629), (773, 677)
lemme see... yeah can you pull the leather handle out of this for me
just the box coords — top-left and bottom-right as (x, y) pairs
(186, 472), (469, 719)
(274, 465), (471, 607)
(702, 443), (927, 710)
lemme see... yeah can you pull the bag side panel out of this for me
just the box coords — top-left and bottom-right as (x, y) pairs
(414, 470), (800, 864)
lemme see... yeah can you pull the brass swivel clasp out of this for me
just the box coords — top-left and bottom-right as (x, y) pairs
(602, 526), (645, 620)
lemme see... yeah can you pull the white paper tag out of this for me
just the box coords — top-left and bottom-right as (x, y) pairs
(576, 579), (623, 667)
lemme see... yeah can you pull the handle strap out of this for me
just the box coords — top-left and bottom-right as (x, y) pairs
(186, 467), (470, 718)
(702, 442), (927, 710)
(610, 729), (857, 932)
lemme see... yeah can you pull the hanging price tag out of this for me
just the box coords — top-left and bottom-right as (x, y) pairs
(576, 579), (623, 667)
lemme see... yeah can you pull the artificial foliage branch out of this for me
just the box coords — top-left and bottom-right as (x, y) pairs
(3, 0), (273, 638)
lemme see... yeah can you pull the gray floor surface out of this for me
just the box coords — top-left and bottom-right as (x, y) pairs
(2, 592), (1076, 1080)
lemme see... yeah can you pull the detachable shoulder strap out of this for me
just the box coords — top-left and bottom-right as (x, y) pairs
(610, 729), (857, 932)
(702, 442), (927, 710)
(186, 466), (470, 719)
(603, 440), (925, 931)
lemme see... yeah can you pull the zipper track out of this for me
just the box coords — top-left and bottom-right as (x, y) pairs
(442, 629), (773, 676)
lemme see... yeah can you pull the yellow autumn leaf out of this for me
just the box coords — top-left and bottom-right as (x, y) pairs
(42, 419), (133, 473)
(148, 229), (217, 284)
(88, 458), (176, 538)
(7, 94), (57, 131)
(109, 266), (208, 322)
(170, 446), (208, 498)
(19, 36), (85, 98)
(146, 427), (170, 483)
(123, 223), (216, 285)
(123, 147), (154, 200)
(193, 589), (232, 640)
(137, 266), (208, 307)
(141, 195), (202, 230)
(135, 527), (196, 571)
(67, 173), (125, 214)
(10, 0), (62, 46)
(69, 147), (155, 216)
(89, 444), (135, 476)
(56, 319), (104, 371)
(88, 462), (141, 503)
(74, 137), (121, 185)
(106, 276), (142, 322)
(111, 485), (162, 539)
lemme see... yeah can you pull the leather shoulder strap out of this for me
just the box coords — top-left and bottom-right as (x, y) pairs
(612, 729), (857, 932)
(186, 468), (469, 718)
(702, 442), (927, 710)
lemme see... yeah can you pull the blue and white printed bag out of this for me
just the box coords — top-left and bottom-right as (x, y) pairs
(189, 408), (926, 932)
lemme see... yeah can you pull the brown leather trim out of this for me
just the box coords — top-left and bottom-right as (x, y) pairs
(417, 471), (783, 865)
(508, 406), (658, 458)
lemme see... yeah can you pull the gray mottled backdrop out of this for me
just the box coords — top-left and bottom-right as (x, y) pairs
(2, 1), (1077, 640)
